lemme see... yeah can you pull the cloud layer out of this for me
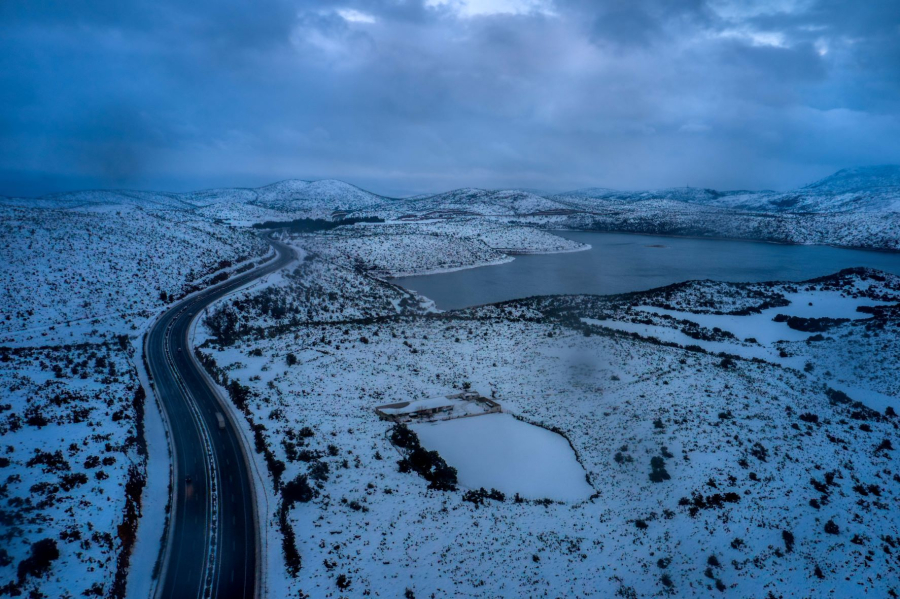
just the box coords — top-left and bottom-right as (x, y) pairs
(1, 0), (899, 196)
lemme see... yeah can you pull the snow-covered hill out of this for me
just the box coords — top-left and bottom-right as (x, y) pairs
(803, 165), (900, 194)
(2, 165), (898, 346)
(0, 204), (267, 345)
(383, 188), (574, 219)
(556, 166), (900, 215)
(251, 179), (391, 217)
(0, 189), (197, 212)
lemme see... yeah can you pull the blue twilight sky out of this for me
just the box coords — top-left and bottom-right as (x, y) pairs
(1, 0), (899, 197)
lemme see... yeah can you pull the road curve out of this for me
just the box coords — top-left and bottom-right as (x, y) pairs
(145, 238), (294, 599)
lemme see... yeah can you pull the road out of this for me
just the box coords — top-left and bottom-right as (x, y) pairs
(145, 238), (294, 599)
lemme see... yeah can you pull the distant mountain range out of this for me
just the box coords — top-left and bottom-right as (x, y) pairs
(3, 165), (900, 250)
(5, 165), (900, 216)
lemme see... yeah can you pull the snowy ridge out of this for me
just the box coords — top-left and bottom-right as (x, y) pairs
(802, 165), (900, 193)
(251, 179), (391, 217)
(554, 166), (900, 216)
(3, 165), (900, 236)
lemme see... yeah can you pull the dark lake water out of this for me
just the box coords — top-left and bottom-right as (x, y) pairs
(393, 231), (900, 310)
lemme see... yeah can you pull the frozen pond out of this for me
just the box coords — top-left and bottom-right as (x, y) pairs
(411, 413), (594, 502)
(394, 231), (900, 310)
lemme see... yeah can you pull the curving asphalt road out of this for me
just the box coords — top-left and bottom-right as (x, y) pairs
(145, 239), (294, 599)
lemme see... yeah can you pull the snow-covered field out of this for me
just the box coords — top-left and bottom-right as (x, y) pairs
(0, 342), (144, 598)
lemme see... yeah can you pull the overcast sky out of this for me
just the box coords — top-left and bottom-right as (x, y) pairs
(2, 0), (899, 197)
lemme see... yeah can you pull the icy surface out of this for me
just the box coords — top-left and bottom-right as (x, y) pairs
(412, 414), (594, 501)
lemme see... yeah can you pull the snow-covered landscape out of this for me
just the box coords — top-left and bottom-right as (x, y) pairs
(3, 165), (900, 598)
(7, 1), (900, 597)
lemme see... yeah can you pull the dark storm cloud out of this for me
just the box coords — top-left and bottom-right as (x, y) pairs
(1, 0), (899, 197)
(575, 0), (712, 49)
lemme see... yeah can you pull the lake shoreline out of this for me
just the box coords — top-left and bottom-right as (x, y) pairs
(393, 230), (900, 311)
(550, 226), (900, 255)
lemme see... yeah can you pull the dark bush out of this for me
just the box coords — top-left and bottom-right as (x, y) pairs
(679, 491), (740, 517)
(390, 424), (419, 450)
(282, 474), (314, 505)
(252, 216), (384, 232)
(649, 456), (671, 483)
(749, 442), (768, 462)
(17, 539), (59, 582)
(277, 500), (301, 576)
(462, 487), (505, 507)
(309, 462), (330, 482)
(782, 530), (794, 553)
(59, 473), (88, 491)
(26, 450), (69, 473)
(336, 574), (351, 590)
(391, 424), (457, 491)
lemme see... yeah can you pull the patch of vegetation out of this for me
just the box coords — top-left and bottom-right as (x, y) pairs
(391, 424), (458, 491)
(649, 456), (671, 483)
(17, 538), (59, 583)
(252, 216), (384, 232)
(772, 314), (849, 332)
(462, 487), (506, 507)
(679, 491), (740, 517)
